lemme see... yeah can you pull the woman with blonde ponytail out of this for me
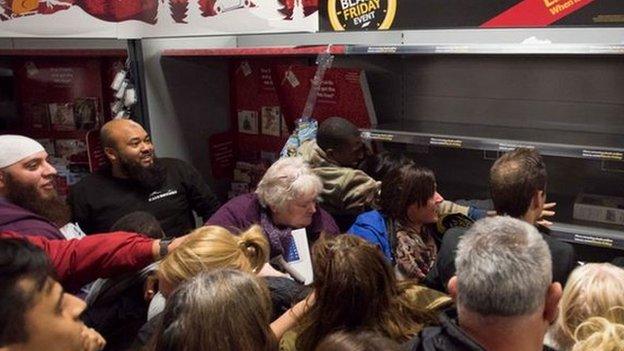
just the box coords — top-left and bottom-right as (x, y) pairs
(136, 225), (290, 348)
(157, 225), (269, 295)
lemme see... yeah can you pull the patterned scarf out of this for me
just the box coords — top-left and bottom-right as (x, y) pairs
(392, 221), (438, 282)
(260, 209), (293, 258)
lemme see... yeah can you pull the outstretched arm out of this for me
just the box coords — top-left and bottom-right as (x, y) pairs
(270, 292), (315, 340)
(0, 231), (187, 291)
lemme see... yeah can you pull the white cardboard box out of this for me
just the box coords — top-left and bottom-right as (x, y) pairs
(573, 194), (624, 226)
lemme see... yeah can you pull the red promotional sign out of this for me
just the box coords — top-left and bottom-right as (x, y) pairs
(86, 129), (109, 173)
(481, 0), (595, 27)
(208, 131), (235, 179)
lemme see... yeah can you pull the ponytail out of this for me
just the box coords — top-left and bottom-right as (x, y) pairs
(237, 225), (269, 273)
(158, 225), (271, 292)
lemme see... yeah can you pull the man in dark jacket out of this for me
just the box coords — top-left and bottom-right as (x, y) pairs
(409, 216), (562, 351)
(0, 135), (68, 239)
(69, 119), (221, 237)
(425, 148), (577, 291)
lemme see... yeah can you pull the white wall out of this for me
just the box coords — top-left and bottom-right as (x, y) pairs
(140, 36), (237, 194)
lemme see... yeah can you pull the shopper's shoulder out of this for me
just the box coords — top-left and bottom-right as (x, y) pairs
(342, 167), (376, 186)
(297, 139), (317, 157)
(402, 284), (453, 311)
(158, 157), (187, 169)
(71, 171), (114, 190)
(354, 209), (384, 223)
(539, 228), (574, 253)
(349, 210), (386, 237)
(207, 194), (259, 228)
(224, 193), (260, 211)
(160, 158), (201, 181)
(441, 226), (469, 245)
(404, 325), (445, 351)
(314, 164), (371, 179)
(408, 310), (483, 351)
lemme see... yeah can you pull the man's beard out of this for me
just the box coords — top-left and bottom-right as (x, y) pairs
(119, 155), (167, 191)
(3, 173), (71, 228)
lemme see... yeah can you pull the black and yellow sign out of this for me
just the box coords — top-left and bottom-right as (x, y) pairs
(321, 0), (623, 31)
(327, 0), (397, 31)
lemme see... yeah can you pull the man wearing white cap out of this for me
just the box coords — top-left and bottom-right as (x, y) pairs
(0, 135), (67, 239)
(0, 135), (191, 291)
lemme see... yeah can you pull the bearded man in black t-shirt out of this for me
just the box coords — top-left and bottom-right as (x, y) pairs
(69, 119), (220, 237)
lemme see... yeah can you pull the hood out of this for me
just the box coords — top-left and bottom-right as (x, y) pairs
(0, 197), (64, 240)
(0, 197), (35, 226)
(298, 140), (338, 168)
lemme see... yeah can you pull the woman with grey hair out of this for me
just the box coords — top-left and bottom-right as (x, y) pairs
(206, 156), (339, 258)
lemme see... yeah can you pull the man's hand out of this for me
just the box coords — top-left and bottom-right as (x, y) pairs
(81, 326), (106, 351)
(537, 202), (556, 227)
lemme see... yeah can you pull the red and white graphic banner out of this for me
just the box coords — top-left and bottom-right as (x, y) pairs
(481, 0), (595, 27)
(0, 0), (318, 38)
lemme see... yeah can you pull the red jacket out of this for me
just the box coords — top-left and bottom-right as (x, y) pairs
(0, 231), (155, 291)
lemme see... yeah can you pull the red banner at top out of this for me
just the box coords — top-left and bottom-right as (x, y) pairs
(481, 0), (595, 27)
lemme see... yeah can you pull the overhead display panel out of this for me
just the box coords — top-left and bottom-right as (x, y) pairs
(0, 0), (318, 38)
(320, 0), (623, 31)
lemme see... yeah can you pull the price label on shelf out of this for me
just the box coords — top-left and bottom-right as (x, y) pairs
(361, 131), (394, 141)
(434, 45), (470, 54)
(582, 150), (623, 161)
(498, 143), (534, 151)
(573, 234), (614, 248)
(429, 137), (462, 148)
(367, 46), (398, 54)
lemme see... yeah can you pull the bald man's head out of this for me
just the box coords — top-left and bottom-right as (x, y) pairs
(100, 119), (156, 175)
(99, 119), (165, 188)
(100, 119), (146, 149)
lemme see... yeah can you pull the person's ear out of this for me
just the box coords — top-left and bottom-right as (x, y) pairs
(544, 282), (562, 324)
(447, 276), (458, 300)
(0, 171), (5, 189)
(104, 146), (118, 162)
(530, 190), (544, 211)
(537, 190), (546, 207)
